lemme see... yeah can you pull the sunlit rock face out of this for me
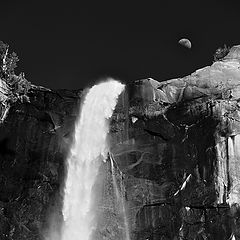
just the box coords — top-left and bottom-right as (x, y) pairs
(109, 45), (240, 240)
(1, 45), (240, 239)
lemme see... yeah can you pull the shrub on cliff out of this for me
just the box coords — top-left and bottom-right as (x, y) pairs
(0, 41), (31, 102)
(213, 44), (230, 61)
(0, 41), (19, 80)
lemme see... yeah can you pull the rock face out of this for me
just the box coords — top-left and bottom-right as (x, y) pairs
(1, 45), (240, 239)
(109, 45), (240, 240)
(0, 84), (83, 239)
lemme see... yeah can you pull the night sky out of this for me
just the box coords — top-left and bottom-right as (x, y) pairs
(1, 1), (240, 90)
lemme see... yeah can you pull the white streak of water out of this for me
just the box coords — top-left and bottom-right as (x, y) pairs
(109, 153), (130, 240)
(61, 79), (124, 240)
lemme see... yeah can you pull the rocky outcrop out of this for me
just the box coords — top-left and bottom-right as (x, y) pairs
(108, 45), (240, 239)
(1, 45), (240, 239)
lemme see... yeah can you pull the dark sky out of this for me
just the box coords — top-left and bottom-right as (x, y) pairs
(1, 1), (240, 89)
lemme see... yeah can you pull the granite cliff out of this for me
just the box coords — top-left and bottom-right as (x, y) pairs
(0, 45), (240, 239)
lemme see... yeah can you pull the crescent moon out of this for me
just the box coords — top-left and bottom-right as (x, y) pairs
(178, 38), (192, 49)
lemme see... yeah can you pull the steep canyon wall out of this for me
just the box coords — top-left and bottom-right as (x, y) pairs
(1, 46), (240, 239)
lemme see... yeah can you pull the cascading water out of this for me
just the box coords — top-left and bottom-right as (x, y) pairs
(109, 153), (130, 240)
(61, 79), (125, 240)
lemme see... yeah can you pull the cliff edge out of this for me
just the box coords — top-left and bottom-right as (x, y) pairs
(0, 45), (240, 239)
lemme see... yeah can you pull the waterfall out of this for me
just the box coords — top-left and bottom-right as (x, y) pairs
(61, 79), (125, 240)
(109, 153), (130, 240)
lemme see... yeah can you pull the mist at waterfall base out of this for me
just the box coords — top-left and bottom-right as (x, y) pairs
(44, 79), (127, 240)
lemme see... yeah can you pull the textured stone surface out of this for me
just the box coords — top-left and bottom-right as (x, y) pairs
(1, 45), (240, 239)
(0, 85), (82, 239)
(108, 45), (240, 239)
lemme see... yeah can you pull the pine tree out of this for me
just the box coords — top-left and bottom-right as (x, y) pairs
(0, 41), (19, 81)
(0, 40), (31, 102)
(213, 44), (230, 62)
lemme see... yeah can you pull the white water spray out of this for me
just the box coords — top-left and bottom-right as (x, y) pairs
(61, 79), (125, 240)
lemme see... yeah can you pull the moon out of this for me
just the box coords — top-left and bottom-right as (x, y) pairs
(178, 38), (192, 49)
